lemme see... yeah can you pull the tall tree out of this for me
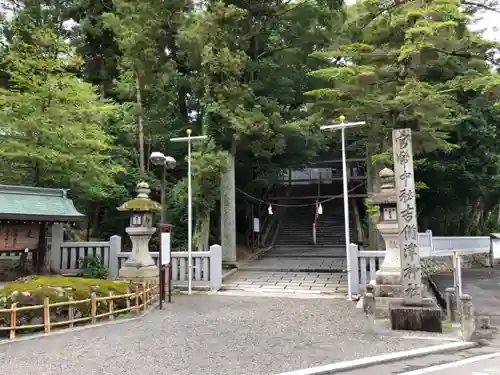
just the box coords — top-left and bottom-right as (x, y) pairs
(307, 0), (500, 235)
(70, 0), (120, 100)
(180, 0), (344, 256)
(0, 3), (124, 203)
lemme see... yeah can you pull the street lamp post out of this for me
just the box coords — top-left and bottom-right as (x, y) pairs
(321, 115), (366, 301)
(170, 129), (207, 295)
(149, 151), (176, 308)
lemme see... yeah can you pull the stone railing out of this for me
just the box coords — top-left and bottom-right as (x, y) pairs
(349, 232), (498, 295)
(432, 235), (490, 256)
(46, 224), (223, 291)
(112, 244), (223, 291)
(348, 244), (385, 295)
(52, 237), (120, 275)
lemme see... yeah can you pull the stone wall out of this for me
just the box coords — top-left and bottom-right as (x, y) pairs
(421, 253), (491, 275)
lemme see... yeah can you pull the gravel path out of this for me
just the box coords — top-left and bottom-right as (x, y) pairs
(0, 295), (457, 375)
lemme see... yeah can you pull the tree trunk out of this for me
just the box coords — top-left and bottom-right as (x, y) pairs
(135, 74), (145, 173)
(194, 212), (210, 251)
(220, 146), (237, 262)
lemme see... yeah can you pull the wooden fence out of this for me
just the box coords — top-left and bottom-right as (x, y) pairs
(0, 282), (159, 340)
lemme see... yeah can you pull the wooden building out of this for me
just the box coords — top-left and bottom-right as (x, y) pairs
(0, 185), (83, 280)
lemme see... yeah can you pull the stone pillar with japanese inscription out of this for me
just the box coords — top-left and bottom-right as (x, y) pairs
(392, 128), (422, 303)
(389, 129), (442, 333)
(117, 182), (161, 282)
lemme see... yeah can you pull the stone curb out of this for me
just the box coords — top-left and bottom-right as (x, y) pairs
(275, 341), (477, 375)
(222, 245), (274, 271)
(222, 268), (238, 280)
(238, 267), (346, 273)
(217, 290), (348, 299)
(244, 245), (273, 262)
(0, 301), (160, 346)
(220, 285), (346, 293)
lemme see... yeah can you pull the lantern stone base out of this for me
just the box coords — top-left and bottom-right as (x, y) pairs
(376, 270), (401, 288)
(372, 270), (403, 318)
(390, 301), (443, 333)
(118, 264), (159, 282)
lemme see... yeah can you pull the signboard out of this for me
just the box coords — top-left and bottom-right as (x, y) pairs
(393, 128), (423, 303)
(160, 232), (171, 265)
(253, 218), (260, 233)
(0, 223), (39, 252)
(383, 207), (397, 221)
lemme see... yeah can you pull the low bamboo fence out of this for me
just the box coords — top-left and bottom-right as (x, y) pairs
(0, 281), (159, 340)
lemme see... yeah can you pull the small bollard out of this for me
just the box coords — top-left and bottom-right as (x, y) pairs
(460, 294), (475, 341)
(362, 284), (376, 334)
(476, 316), (490, 329)
(445, 287), (456, 322)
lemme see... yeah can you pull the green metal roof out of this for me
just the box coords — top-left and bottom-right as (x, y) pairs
(0, 185), (84, 222)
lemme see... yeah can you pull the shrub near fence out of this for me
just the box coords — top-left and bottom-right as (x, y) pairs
(0, 281), (159, 340)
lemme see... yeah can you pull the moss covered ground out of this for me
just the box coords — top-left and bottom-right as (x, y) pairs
(0, 276), (135, 335)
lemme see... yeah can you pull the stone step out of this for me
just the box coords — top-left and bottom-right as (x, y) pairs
(275, 241), (346, 243)
(221, 269), (348, 296)
(274, 244), (346, 248)
(274, 245), (345, 251)
(219, 284), (348, 296)
(273, 245), (345, 251)
(280, 230), (347, 232)
(240, 266), (346, 272)
(270, 247), (347, 251)
(264, 255), (345, 259)
(266, 250), (347, 257)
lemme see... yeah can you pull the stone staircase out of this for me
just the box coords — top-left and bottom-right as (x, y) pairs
(226, 202), (358, 296)
(266, 203), (357, 258)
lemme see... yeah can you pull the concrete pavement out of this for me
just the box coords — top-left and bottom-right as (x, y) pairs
(344, 266), (500, 375)
(0, 294), (460, 375)
(399, 352), (500, 374)
(431, 268), (500, 326)
(222, 270), (347, 294)
(222, 255), (347, 295)
(342, 346), (499, 374)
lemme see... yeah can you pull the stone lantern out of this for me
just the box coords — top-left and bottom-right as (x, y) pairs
(117, 181), (161, 281)
(365, 168), (402, 296)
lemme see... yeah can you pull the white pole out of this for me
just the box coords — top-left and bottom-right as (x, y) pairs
(170, 131), (207, 296)
(320, 116), (365, 301)
(341, 127), (352, 301)
(187, 132), (193, 295)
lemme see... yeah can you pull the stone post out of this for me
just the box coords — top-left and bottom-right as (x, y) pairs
(393, 129), (422, 303)
(389, 129), (442, 333)
(460, 294), (475, 341)
(108, 235), (121, 279)
(117, 182), (161, 282)
(209, 244), (223, 291)
(445, 287), (457, 322)
(49, 223), (64, 272)
(362, 284), (376, 334)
